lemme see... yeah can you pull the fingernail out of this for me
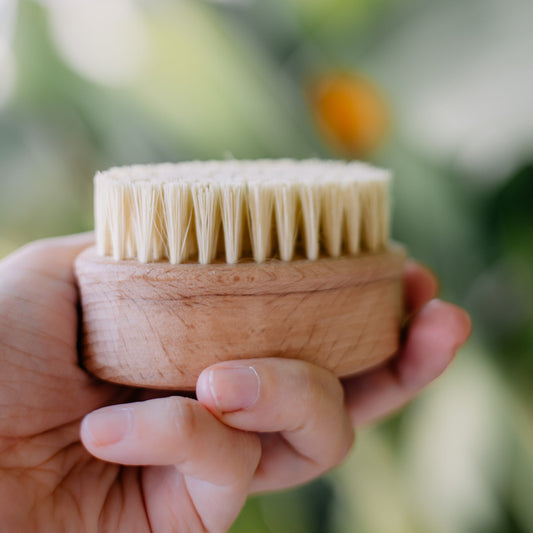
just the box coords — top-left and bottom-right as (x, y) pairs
(209, 366), (260, 412)
(83, 407), (133, 447)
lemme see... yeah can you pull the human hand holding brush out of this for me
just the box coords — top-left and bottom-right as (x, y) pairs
(0, 234), (470, 532)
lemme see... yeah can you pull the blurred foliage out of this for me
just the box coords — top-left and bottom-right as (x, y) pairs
(1, 0), (532, 531)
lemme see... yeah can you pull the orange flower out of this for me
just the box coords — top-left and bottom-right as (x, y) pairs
(308, 72), (389, 157)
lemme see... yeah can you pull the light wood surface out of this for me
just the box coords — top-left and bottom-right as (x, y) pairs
(75, 245), (406, 389)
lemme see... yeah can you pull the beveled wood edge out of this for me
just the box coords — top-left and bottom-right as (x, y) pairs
(75, 243), (407, 296)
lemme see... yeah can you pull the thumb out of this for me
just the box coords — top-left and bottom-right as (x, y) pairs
(0, 233), (94, 285)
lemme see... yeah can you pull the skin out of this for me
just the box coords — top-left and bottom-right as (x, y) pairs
(0, 234), (471, 533)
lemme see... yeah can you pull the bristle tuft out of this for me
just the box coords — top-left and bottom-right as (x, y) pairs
(299, 179), (321, 261)
(220, 179), (245, 264)
(321, 178), (344, 258)
(191, 181), (221, 265)
(360, 172), (390, 252)
(163, 181), (192, 264)
(247, 180), (274, 263)
(274, 180), (299, 262)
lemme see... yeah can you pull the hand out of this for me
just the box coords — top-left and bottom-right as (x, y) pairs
(0, 235), (470, 532)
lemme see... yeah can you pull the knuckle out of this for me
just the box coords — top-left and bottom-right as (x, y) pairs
(334, 424), (356, 465)
(236, 431), (262, 474)
(299, 364), (345, 416)
(20, 238), (52, 258)
(169, 397), (198, 438)
(326, 373), (346, 408)
(321, 421), (355, 470)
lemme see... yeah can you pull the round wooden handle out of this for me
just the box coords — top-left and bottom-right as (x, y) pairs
(75, 245), (406, 390)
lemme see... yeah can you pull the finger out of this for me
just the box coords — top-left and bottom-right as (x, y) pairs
(404, 260), (439, 313)
(81, 396), (259, 485)
(345, 299), (471, 426)
(81, 396), (260, 531)
(0, 232), (94, 285)
(196, 359), (354, 493)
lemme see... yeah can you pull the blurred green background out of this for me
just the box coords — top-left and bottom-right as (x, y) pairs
(1, 0), (532, 531)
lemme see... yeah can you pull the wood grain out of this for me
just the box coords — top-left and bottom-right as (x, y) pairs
(75, 245), (406, 389)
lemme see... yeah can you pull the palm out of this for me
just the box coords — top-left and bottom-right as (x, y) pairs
(0, 238), (243, 532)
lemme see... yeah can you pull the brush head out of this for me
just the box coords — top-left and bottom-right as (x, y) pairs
(94, 159), (390, 266)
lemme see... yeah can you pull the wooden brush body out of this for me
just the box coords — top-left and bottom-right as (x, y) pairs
(76, 243), (405, 390)
(77, 160), (404, 389)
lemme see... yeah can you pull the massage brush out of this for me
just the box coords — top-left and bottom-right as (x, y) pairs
(75, 159), (406, 390)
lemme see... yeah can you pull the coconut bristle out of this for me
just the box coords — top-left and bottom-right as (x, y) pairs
(220, 180), (245, 264)
(94, 160), (391, 264)
(298, 179), (321, 261)
(162, 181), (192, 264)
(247, 180), (274, 263)
(273, 180), (299, 262)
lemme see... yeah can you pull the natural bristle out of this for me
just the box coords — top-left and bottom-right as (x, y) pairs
(94, 159), (391, 264)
